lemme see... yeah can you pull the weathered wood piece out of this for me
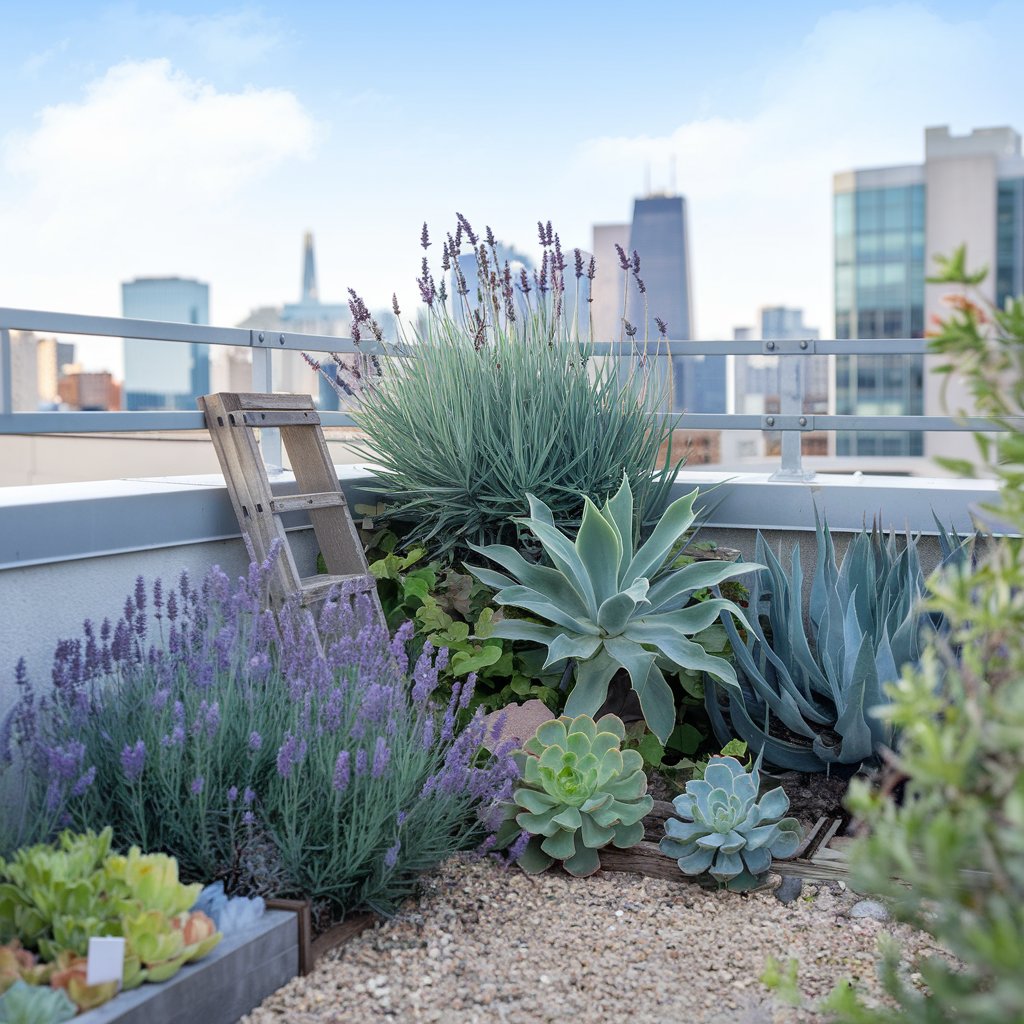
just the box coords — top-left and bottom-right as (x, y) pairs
(200, 391), (382, 625)
(599, 841), (691, 884)
(310, 913), (377, 964)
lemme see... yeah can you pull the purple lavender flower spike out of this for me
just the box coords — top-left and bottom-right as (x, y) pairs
(333, 749), (350, 793)
(655, 317), (669, 338)
(121, 739), (146, 782)
(392, 293), (401, 317)
(615, 243), (630, 271)
(244, 787), (256, 805)
(420, 222), (431, 250)
(372, 736), (390, 779)
(355, 747), (368, 775)
(383, 840), (401, 870)
(71, 765), (96, 798)
(227, 785), (239, 803)
(456, 212), (478, 246)
(190, 776), (205, 796)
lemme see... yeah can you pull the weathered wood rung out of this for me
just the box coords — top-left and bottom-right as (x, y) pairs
(270, 491), (348, 514)
(299, 574), (367, 607)
(236, 393), (316, 411)
(237, 409), (321, 428)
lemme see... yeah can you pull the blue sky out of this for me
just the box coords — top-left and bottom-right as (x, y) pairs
(1, 0), (1022, 373)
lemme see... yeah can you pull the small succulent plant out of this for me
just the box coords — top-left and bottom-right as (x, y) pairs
(499, 714), (652, 877)
(0, 981), (76, 1024)
(660, 754), (802, 891)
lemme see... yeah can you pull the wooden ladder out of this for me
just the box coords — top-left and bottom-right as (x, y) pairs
(199, 391), (382, 623)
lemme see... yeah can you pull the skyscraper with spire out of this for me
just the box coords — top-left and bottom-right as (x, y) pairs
(233, 232), (348, 403)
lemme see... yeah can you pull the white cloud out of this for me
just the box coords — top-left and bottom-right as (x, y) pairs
(575, 2), (1024, 340)
(0, 59), (317, 369)
(6, 59), (313, 209)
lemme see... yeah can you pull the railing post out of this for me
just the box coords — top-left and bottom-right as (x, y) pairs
(770, 340), (814, 481)
(0, 328), (12, 417)
(250, 332), (283, 475)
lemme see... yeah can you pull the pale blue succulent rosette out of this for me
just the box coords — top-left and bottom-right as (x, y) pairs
(661, 754), (802, 892)
(500, 713), (653, 878)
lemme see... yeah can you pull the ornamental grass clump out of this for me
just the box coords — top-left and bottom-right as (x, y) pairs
(309, 215), (681, 562)
(1, 551), (517, 919)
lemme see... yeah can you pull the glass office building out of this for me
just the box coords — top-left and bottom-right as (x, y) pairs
(122, 277), (210, 411)
(626, 195), (725, 414)
(834, 182), (925, 456)
(834, 126), (1024, 461)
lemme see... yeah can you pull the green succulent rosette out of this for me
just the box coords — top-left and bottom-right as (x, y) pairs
(500, 714), (653, 877)
(660, 754), (802, 891)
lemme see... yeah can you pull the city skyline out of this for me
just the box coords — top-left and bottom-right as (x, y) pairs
(2, 1), (1023, 376)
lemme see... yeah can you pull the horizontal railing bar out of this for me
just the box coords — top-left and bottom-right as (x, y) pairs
(1, 410), (1012, 435)
(0, 308), (383, 355)
(0, 411), (360, 434)
(0, 412), (209, 432)
(0, 308), (251, 348)
(2, 309), (932, 358)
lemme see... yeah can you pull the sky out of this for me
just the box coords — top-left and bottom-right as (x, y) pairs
(1, 0), (1023, 375)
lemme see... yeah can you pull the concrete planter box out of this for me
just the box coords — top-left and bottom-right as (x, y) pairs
(76, 909), (298, 1024)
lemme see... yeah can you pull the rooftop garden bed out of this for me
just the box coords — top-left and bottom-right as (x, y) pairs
(2, 228), (1022, 1023)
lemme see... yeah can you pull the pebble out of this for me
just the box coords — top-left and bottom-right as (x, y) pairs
(849, 899), (891, 921)
(774, 875), (804, 905)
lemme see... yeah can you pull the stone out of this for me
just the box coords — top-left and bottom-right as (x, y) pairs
(849, 899), (890, 921)
(774, 876), (804, 905)
(480, 699), (554, 751)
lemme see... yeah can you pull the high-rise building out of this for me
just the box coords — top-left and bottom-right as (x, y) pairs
(235, 232), (348, 408)
(590, 224), (630, 342)
(122, 277), (210, 411)
(834, 125), (1024, 459)
(624, 195), (724, 414)
(36, 337), (75, 406)
(732, 307), (827, 460)
(450, 242), (536, 328)
(8, 332), (39, 412)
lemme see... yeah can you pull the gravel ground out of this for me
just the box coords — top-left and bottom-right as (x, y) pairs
(243, 856), (944, 1024)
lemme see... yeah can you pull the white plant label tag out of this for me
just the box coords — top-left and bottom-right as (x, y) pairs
(86, 936), (125, 986)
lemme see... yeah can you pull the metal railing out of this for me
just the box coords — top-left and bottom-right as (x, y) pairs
(1, 306), (1016, 479)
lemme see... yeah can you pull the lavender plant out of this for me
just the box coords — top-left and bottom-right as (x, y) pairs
(309, 216), (681, 561)
(1, 554), (517, 919)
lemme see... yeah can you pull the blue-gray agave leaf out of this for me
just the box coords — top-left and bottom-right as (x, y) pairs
(706, 515), (945, 772)
(660, 754), (802, 891)
(466, 474), (759, 743)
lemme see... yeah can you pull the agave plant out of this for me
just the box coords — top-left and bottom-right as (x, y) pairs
(466, 475), (758, 742)
(498, 714), (652, 877)
(660, 754), (801, 891)
(705, 515), (956, 772)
